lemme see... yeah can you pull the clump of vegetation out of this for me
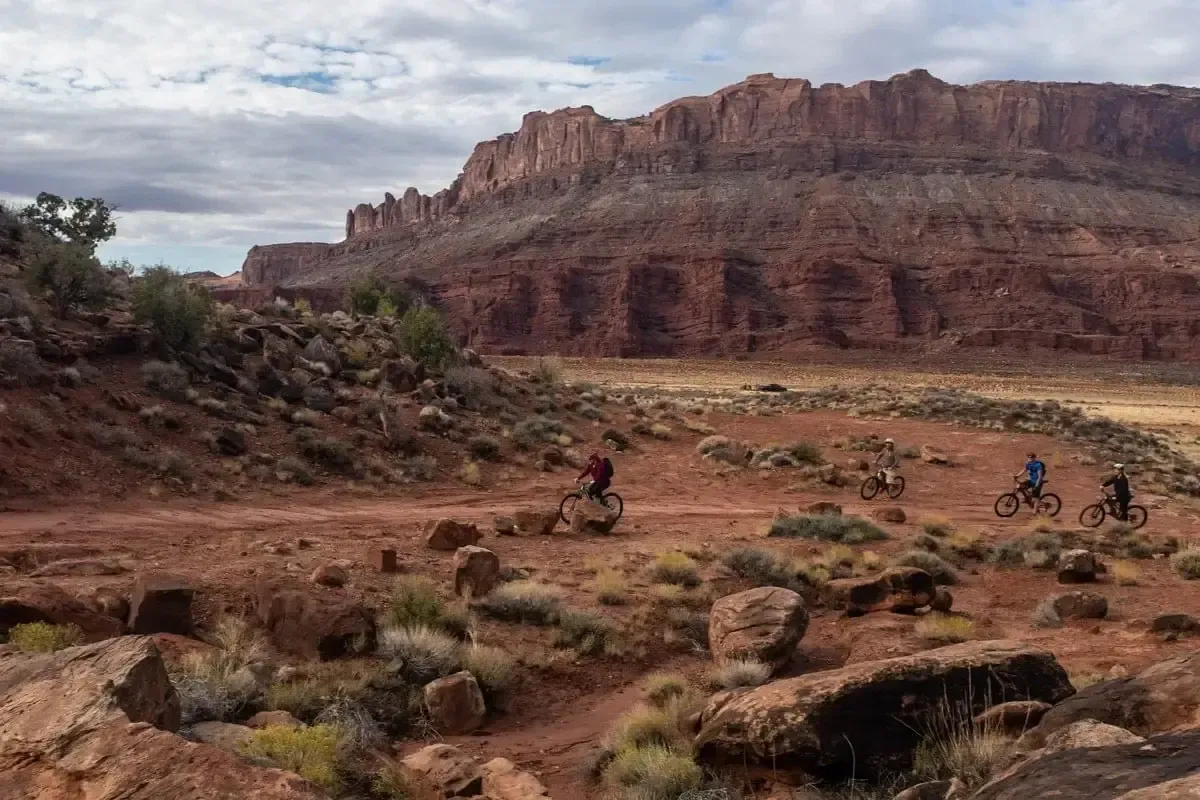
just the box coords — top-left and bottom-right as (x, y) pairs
(594, 568), (629, 605)
(696, 435), (752, 466)
(768, 513), (888, 543)
(915, 615), (975, 644)
(892, 550), (959, 585)
(446, 366), (499, 411)
(991, 532), (1063, 569)
(1171, 548), (1200, 580)
(381, 575), (466, 636)
(709, 658), (772, 690)
(1111, 560), (1140, 586)
(750, 441), (825, 469)
(377, 625), (461, 683)
(344, 272), (415, 317)
(649, 552), (701, 587)
(642, 673), (689, 708)
(239, 724), (342, 793)
(7, 622), (81, 653)
(512, 415), (573, 450)
(461, 644), (518, 708)
(532, 357), (563, 386)
(554, 610), (623, 657)
(602, 428), (630, 451)
(476, 581), (564, 625)
(921, 516), (955, 537)
(171, 616), (268, 723)
(397, 306), (457, 370)
(22, 238), (115, 320)
(721, 548), (806, 592)
(467, 434), (502, 462)
(911, 702), (1013, 791)
(1031, 597), (1064, 629)
(602, 744), (703, 800)
(132, 265), (214, 351)
(294, 429), (355, 473)
(0, 338), (45, 385)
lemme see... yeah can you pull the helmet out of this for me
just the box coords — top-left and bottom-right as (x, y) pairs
(1114, 463), (1125, 470)
(884, 438), (894, 444)
(1027, 451), (1036, 458)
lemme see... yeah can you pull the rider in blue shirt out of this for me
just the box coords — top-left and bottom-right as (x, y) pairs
(1015, 451), (1047, 503)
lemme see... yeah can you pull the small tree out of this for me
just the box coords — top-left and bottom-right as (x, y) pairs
(132, 265), (214, 350)
(398, 305), (457, 370)
(23, 239), (113, 319)
(344, 271), (417, 317)
(20, 193), (117, 254)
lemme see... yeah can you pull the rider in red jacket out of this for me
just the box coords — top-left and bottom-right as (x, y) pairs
(577, 453), (612, 501)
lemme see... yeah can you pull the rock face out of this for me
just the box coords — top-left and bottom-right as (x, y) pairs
(0, 637), (322, 799)
(232, 70), (1200, 361)
(694, 640), (1073, 781)
(254, 575), (376, 659)
(708, 586), (808, 670)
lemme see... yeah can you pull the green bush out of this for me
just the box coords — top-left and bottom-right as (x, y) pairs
(381, 575), (465, 635)
(768, 514), (888, 543)
(892, 550), (959, 585)
(132, 265), (214, 350)
(467, 434), (502, 462)
(1171, 549), (1200, 580)
(8, 622), (81, 652)
(721, 548), (803, 592)
(476, 581), (563, 625)
(648, 552), (702, 587)
(554, 610), (622, 656)
(23, 239), (113, 319)
(397, 306), (457, 370)
(602, 744), (703, 800)
(238, 724), (342, 793)
(344, 272), (414, 317)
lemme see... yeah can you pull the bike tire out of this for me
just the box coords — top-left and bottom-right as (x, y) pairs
(1038, 493), (1062, 517)
(994, 493), (1020, 518)
(1079, 503), (1106, 528)
(860, 476), (880, 500)
(886, 476), (906, 500)
(1126, 505), (1148, 530)
(603, 493), (624, 521)
(558, 493), (578, 524)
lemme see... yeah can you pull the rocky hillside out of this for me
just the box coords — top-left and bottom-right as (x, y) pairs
(232, 69), (1200, 360)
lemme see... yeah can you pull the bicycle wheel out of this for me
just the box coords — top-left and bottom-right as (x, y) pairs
(603, 492), (624, 521)
(1079, 503), (1105, 528)
(860, 476), (880, 500)
(994, 493), (1020, 518)
(1037, 493), (1062, 517)
(558, 493), (578, 524)
(886, 476), (906, 499)
(1126, 505), (1148, 529)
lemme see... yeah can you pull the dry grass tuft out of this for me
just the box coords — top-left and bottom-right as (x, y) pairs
(915, 615), (975, 644)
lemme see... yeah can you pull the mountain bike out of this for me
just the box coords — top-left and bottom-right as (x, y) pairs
(994, 479), (1061, 518)
(559, 481), (624, 524)
(860, 470), (905, 500)
(1079, 492), (1148, 529)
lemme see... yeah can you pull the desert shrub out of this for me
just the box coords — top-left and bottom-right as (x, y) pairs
(768, 514), (887, 543)
(313, 697), (383, 752)
(302, 386), (336, 413)
(892, 550), (959, 585)
(462, 644), (518, 707)
(697, 435), (752, 466)
(274, 456), (315, 485)
(709, 658), (772, 690)
(1111, 560), (1141, 586)
(458, 460), (483, 487)
(921, 516), (955, 537)
(910, 710), (1013, 792)
(23, 239), (113, 318)
(512, 415), (572, 450)
(532, 356), (563, 386)
(381, 576), (466, 636)
(476, 581), (564, 625)
(7, 621), (81, 653)
(132, 265), (214, 351)
(662, 606), (709, 651)
(594, 568), (629, 605)
(397, 306), (456, 371)
(1031, 597), (1063, 629)
(171, 616), (268, 723)
(294, 429), (355, 473)
(239, 724), (342, 793)
(10, 404), (53, 436)
(344, 272), (414, 317)
(650, 423), (672, 440)
(602, 744), (703, 800)
(445, 366), (498, 410)
(721, 548), (803, 592)
(377, 625), (460, 683)
(649, 552), (701, 587)
(288, 407), (321, 426)
(991, 532), (1063, 569)
(1171, 549), (1200, 580)
(915, 615), (975, 644)
(602, 428), (630, 451)
(467, 434), (502, 461)
(643, 674), (689, 708)
(400, 454), (438, 481)
(0, 339), (45, 384)
(554, 610), (623, 656)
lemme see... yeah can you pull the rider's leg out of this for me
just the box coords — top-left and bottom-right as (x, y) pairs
(883, 468), (895, 486)
(1117, 494), (1130, 520)
(591, 476), (611, 503)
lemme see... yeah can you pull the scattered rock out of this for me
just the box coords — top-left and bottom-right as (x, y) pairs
(399, 743), (484, 797)
(708, 586), (808, 671)
(695, 640), (1072, 780)
(419, 404), (451, 431)
(1151, 613), (1199, 635)
(254, 576), (375, 660)
(919, 445), (951, 465)
(425, 519), (482, 551)
(569, 502), (618, 535)
(1052, 591), (1108, 620)
(494, 516), (517, 535)
(480, 757), (553, 800)
(930, 587), (954, 613)
(805, 501), (842, 515)
(817, 464), (844, 485)
(881, 567), (937, 613)
(1057, 549), (1099, 584)
(873, 507), (907, 524)
(515, 509), (559, 536)
(184, 720), (253, 752)
(974, 701), (1053, 735)
(128, 572), (194, 636)
(246, 710), (304, 729)
(423, 672), (487, 735)
(310, 563), (348, 588)
(453, 546), (501, 598)
(368, 547), (399, 573)
(301, 335), (341, 371)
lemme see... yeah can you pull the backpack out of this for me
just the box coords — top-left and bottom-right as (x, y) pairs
(602, 457), (614, 479)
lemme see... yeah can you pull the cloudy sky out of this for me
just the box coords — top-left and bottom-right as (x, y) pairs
(2, 0), (1199, 275)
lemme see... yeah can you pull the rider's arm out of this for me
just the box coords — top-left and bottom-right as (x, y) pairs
(1101, 475), (1115, 488)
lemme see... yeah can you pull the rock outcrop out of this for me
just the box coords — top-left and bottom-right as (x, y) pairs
(233, 70), (1200, 361)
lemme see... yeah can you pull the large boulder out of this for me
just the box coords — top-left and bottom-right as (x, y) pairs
(128, 572), (195, 636)
(425, 519), (482, 551)
(514, 509), (559, 536)
(1017, 651), (1200, 750)
(453, 546), (501, 599)
(708, 587), (808, 671)
(1057, 550), (1099, 584)
(480, 757), (553, 800)
(1052, 591), (1108, 620)
(424, 671), (487, 735)
(569, 502), (618, 535)
(254, 576), (376, 660)
(399, 743), (484, 796)
(0, 637), (322, 799)
(694, 640), (1073, 781)
(0, 580), (124, 639)
(920, 445), (951, 466)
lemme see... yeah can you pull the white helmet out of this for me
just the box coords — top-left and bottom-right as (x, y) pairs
(1113, 463), (1125, 470)
(884, 437), (894, 444)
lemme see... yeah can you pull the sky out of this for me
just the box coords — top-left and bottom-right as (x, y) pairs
(2, 0), (1200, 276)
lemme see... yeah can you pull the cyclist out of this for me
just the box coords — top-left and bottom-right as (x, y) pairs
(577, 452), (614, 503)
(1014, 451), (1046, 506)
(1101, 463), (1132, 521)
(875, 438), (900, 487)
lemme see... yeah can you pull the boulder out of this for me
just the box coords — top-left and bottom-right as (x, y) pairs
(874, 507), (907, 524)
(569, 502), (618, 535)
(919, 445), (951, 465)
(368, 547), (399, 573)
(930, 588), (954, 613)
(974, 700), (1053, 735)
(827, 568), (936, 615)
(515, 509), (559, 536)
(424, 672), (487, 734)
(379, 358), (422, 392)
(480, 757), (553, 799)
(184, 720), (253, 752)
(419, 404), (451, 431)
(246, 710), (304, 729)
(1041, 719), (1146, 754)
(494, 516), (517, 535)
(694, 640), (1073, 781)
(805, 501), (842, 515)
(128, 572), (195, 636)
(0, 580), (124, 639)
(880, 567), (936, 612)
(1017, 651), (1200, 749)
(453, 546), (501, 599)
(1057, 549), (1098, 584)
(310, 563), (348, 588)
(1053, 591), (1108, 620)
(972, 731), (1200, 800)
(301, 335), (341, 371)
(709, 587), (808, 670)
(0, 636), (322, 799)
(1150, 613), (1199, 635)
(398, 744), (483, 797)
(425, 519), (482, 551)
(254, 576), (375, 660)
(86, 586), (131, 622)
(461, 348), (483, 367)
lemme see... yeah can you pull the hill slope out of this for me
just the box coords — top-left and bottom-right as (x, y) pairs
(229, 70), (1200, 360)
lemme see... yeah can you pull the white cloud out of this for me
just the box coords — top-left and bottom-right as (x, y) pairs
(1, 0), (1198, 273)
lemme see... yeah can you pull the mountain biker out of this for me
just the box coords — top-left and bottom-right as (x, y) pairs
(875, 438), (899, 486)
(1015, 451), (1046, 505)
(1102, 463), (1132, 521)
(577, 452), (614, 503)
